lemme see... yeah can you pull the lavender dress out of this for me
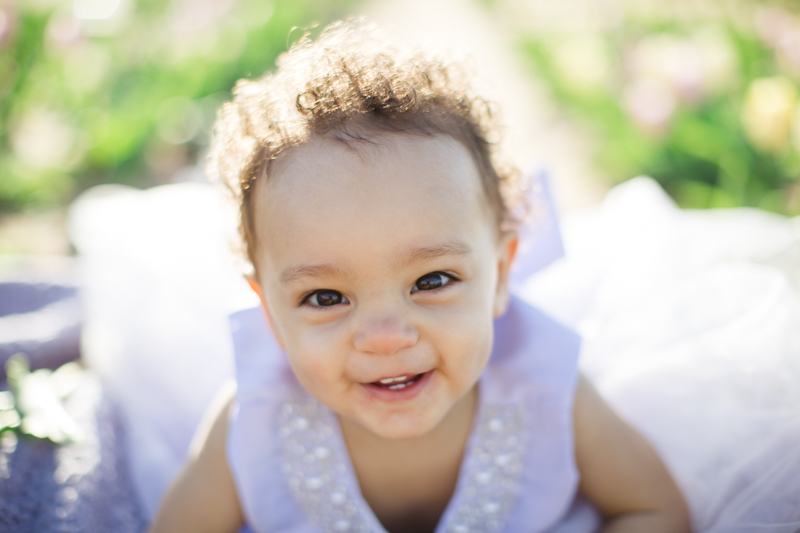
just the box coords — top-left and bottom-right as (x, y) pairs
(227, 296), (600, 533)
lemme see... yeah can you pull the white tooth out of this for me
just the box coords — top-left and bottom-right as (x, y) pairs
(379, 375), (409, 384)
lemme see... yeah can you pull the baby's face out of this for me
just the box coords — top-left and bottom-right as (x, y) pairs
(251, 133), (516, 440)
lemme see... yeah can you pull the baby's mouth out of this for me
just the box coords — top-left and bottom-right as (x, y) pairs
(370, 373), (425, 391)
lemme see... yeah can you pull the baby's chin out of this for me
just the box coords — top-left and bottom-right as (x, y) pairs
(338, 404), (452, 441)
(337, 385), (478, 442)
(372, 417), (444, 441)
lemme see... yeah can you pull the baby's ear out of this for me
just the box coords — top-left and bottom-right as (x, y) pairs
(493, 232), (518, 318)
(244, 274), (262, 298)
(244, 274), (286, 350)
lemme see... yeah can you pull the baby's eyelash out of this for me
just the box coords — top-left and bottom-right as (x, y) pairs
(299, 292), (314, 306)
(411, 271), (460, 293)
(299, 289), (349, 308)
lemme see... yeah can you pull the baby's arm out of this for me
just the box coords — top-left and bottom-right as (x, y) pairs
(148, 380), (244, 533)
(573, 375), (692, 532)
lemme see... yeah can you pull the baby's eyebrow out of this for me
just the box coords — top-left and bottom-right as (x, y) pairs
(403, 240), (472, 266)
(280, 263), (347, 285)
(280, 241), (472, 285)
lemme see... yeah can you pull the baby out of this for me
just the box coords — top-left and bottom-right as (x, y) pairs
(149, 20), (690, 533)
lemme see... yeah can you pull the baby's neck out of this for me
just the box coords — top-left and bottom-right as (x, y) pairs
(339, 387), (478, 533)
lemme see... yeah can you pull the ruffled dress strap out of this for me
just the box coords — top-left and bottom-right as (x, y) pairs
(473, 296), (599, 533)
(227, 306), (313, 532)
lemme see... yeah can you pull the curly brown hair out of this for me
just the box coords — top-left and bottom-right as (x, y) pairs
(207, 19), (522, 271)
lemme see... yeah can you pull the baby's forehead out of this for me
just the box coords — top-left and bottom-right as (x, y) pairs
(250, 132), (498, 252)
(266, 132), (489, 206)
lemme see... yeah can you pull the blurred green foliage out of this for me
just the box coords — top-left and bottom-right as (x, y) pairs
(521, 5), (800, 214)
(0, 0), (356, 212)
(2, 354), (85, 445)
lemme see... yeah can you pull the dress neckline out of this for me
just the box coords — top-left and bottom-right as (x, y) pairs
(278, 366), (528, 533)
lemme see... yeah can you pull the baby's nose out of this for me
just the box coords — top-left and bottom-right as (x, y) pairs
(353, 315), (419, 356)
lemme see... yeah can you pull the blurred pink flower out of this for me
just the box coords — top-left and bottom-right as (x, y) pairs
(626, 29), (737, 108)
(755, 7), (800, 74)
(623, 76), (676, 132)
(776, 27), (800, 73)
(0, 5), (16, 49)
(46, 12), (84, 51)
(755, 7), (795, 49)
(628, 34), (707, 103)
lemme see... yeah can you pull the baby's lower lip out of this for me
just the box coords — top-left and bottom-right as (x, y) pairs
(361, 371), (431, 401)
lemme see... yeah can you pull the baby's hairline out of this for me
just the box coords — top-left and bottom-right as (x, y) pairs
(268, 127), (483, 186)
(243, 128), (512, 278)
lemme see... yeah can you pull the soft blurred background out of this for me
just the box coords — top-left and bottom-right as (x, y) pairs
(2, 0), (800, 253)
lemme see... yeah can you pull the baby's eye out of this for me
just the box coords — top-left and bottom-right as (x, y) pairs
(411, 272), (454, 293)
(303, 290), (349, 307)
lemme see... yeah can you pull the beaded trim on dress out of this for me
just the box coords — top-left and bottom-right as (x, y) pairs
(446, 405), (527, 533)
(279, 393), (373, 533)
(278, 388), (528, 533)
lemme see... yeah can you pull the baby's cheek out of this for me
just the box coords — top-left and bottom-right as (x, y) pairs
(308, 357), (340, 385)
(294, 344), (345, 388)
(449, 320), (492, 379)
